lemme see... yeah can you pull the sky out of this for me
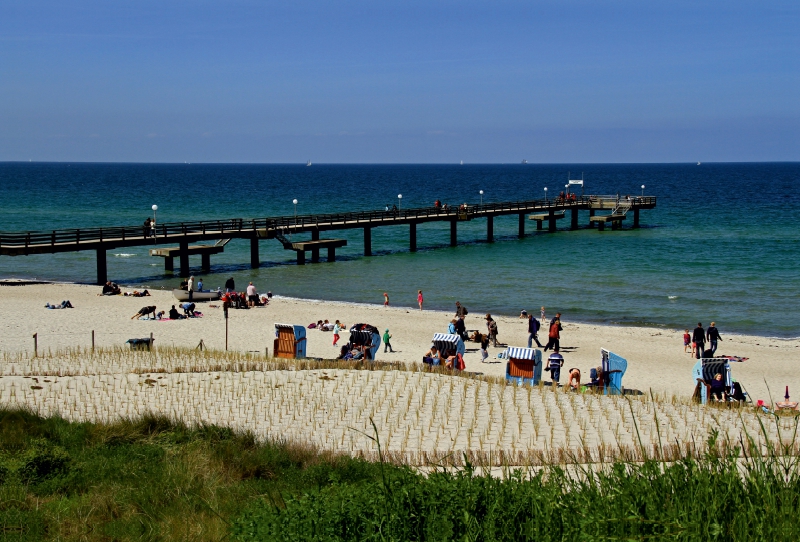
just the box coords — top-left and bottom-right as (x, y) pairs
(0, 0), (798, 163)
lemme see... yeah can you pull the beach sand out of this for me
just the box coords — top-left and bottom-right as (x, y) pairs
(1, 283), (797, 402)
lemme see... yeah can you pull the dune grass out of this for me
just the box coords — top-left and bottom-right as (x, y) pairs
(2, 408), (800, 541)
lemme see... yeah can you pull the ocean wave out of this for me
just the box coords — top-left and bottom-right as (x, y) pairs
(113, 253), (137, 258)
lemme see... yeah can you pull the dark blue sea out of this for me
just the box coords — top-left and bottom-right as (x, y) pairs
(1, 162), (798, 337)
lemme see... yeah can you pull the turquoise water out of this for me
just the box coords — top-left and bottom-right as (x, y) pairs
(1, 162), (798, 337)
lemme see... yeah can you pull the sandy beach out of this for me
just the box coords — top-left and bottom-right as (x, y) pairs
(1, 283), (797, 402)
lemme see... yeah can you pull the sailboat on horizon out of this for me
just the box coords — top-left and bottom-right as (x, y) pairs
(306, 160), (312, 166)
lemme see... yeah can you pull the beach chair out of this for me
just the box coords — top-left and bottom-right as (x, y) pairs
(425, 333), (466, 370)
(348, 324), (381, 360)
(273, 323), (307, 359)
(594, 349), (627, 395)
(504, 347), (542, 386)
(692, 356), (748, 404)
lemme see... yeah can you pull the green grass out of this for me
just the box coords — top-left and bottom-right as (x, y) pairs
(3, 408), (800, 541)
(0, 408), (393, 540)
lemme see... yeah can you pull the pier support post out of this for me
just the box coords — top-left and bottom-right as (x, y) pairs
(571, 209), (579, 230)
(250, 237), (260, 269)
(364, 227), (372, 256)
(311, 230), (320, 262)
(297, 251), (306, 265)
(201, 253), (211, 272)
(598, 220), (606, 232)
(486, 216), (494, 242)
(410, 222), (417, 252)
(327, 247), (336, 262)
(588, 208), (596, 228)
(164, 257), (174, 272)
(537, 219), (543, 231)
(96, 249), (107, 285)
(179, 242), (190, 277)
(633, 208), (640, 228)
(450, 220), (457, 247)
(518, 213), (525, 238)
(548, 211), (557, 233)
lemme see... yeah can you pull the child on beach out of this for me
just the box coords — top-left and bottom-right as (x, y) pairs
(683, 329), (691, 354)
(540, 306), (546, 324)
(418, 290), (424, 311)
(383, 292), (389, 306)
(383, 329), (393, 353)
(479, 333), (489, 363)
(332, 320), (343, 346)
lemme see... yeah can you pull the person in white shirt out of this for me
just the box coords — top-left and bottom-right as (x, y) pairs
(246, 282), (257, 307)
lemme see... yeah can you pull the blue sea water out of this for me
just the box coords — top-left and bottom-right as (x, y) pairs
(0, 162), (798, 337)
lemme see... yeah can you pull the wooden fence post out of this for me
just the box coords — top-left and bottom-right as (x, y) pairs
(33, 333), (38, 357)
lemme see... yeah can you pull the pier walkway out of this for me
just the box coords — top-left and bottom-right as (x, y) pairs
(0, 195), (655, 283)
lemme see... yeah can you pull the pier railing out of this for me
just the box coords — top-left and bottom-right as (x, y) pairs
(0, 195), (656, 249)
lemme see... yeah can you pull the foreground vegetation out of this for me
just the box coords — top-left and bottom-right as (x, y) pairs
(2, 408), (800, 541)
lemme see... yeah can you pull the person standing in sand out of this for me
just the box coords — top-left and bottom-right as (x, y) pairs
(485, 314), (499, 346)
(455, 302), (468, 318)
(692, 322), (706, 359)
(332, 320), (343, 346)
(383, 292), (389, 307)
(383, 329), (394, 353)
(683, 329), (692, 354)
(707, 322), (722, 356)
(246, 282), (257, 307)
(225, 277), (235, 293)
(547, 348), (564, 386)
(187, 276), (194, 302)
(567, 368), (581, 391)
(417, 290), (423, 311)
(540, 306), (546, 324)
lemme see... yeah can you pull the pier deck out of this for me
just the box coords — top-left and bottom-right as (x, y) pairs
(0, 195), (655, 283)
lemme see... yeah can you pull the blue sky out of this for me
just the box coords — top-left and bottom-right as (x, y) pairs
(1, 0), (797, 163)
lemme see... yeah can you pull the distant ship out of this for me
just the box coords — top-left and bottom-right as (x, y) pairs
(460, 160), (463, 165)
(697, 162), (701, 165)
(521, 159), (528, 164)
(306, 160), (312, 166)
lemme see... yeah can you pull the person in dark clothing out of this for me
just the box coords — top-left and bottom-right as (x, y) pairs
(224, 277), (235, 293)
(485, 314), (499, 347)
(710, 373), (727, 402)
(706, 322), (723, 356)
(455, 316), (467, 341)
(455, 302), (468, 318)
(143, 218), (152, 238)
(168, 305), (184, 320)
(692, 323), (706, 359)
(527, 314), (543, 348)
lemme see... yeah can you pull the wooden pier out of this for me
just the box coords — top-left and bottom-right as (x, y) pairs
(0, 195), (655, 284)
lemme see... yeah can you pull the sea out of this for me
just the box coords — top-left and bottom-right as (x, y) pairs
(0, 162), (798, 338)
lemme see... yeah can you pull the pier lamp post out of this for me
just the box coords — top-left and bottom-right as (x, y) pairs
(641, 185), (645, 197)
(544, 187), (548, 202)
(151, 205), (158, 238)
(479, 190), (484, 205)
(398, 194), (402, 210)
(293, 198), (298, 217)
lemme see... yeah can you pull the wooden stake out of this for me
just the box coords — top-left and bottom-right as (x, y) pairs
(91, 330), (95, 352)
(33, 333), (37, 357)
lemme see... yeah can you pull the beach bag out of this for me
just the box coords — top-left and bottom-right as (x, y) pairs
(455, 353), (465, 371)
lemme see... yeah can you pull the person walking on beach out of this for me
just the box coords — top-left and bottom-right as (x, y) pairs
(527, 313), (543, 348)
(543, 315), (562, 352)
(383, 329), (394, 353)
(479, 333), (490, 363)
(455, 301), (468, 318)
(683, 329), (692, 354)
(455, 315), (467, 341)
(692, 322), (706, 359)
(383, 292), (389, 307)
(707, 322), (722, 356)
(547, 348), (564, 387)
(417, 290), (424, 311)
(333, 320), (343, 346)
(485, 314), (499, 347)
(187, 276), (194, 302)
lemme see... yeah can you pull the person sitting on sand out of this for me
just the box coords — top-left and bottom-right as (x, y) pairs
(423, 346), (439, 364)
(131, 306), (157, 320)
(567, 368), (581, 391)
(181, 302), (196, 317)
(156, 310), (165, 320)
(102, 281), (121, 296)
(168, 305), (184, 320)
